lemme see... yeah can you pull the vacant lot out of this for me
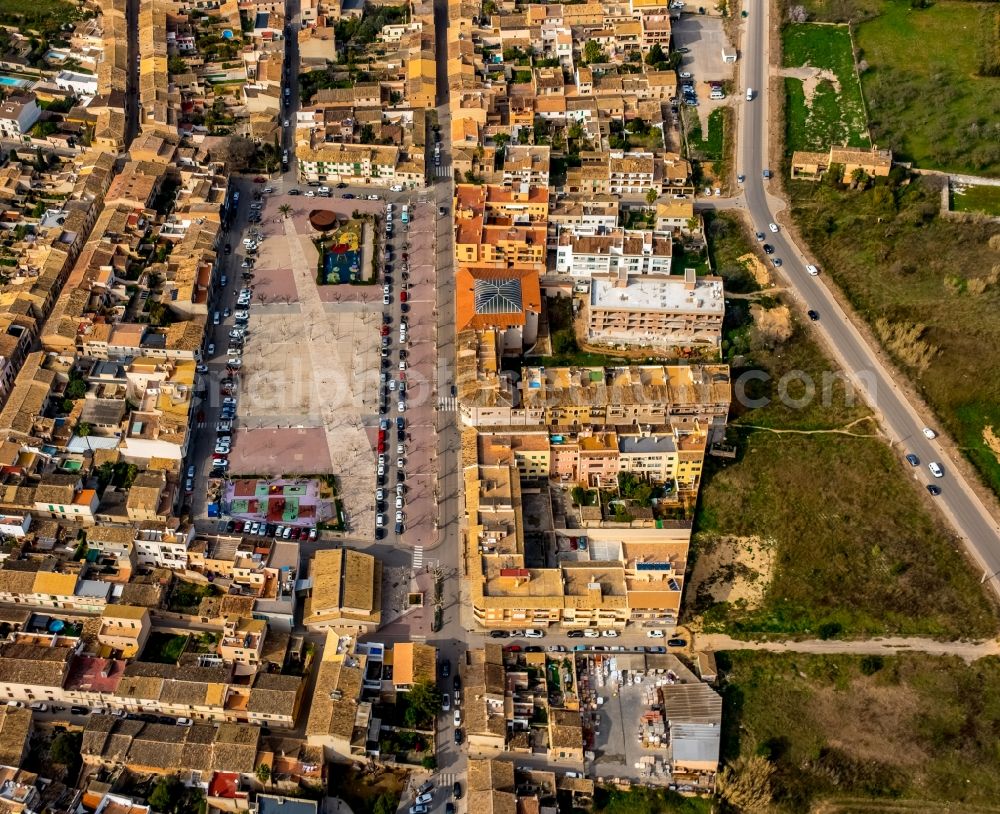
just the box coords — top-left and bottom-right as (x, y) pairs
(782, 23), (869, 153)
(691, 213), (998, 639)
(857, 1), (1000, 175)
(784, 0), (1000, 174)
(720, 651), (1000, 811)
(0, 0), (80, 35)
(952, 183), (1000, 216)
(789, 175), (1000, 500)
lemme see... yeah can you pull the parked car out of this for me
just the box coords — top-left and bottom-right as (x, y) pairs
(905, 453), (920, 467)
(928, 462), (944, 478)
(667, 638), (688, 648)
(646, 629), (665, 638)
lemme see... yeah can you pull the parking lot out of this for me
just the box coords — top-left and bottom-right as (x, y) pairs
(189, 175), (444, 546)
(373, 199), (442, 550)
(672, 13), (736, 130)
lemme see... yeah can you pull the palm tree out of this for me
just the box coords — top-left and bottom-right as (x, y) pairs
(278, 203), (292, 219)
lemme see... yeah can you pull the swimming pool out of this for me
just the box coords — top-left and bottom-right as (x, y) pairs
(0, 76), (28, 88)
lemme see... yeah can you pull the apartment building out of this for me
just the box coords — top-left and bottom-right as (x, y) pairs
(587, 268), (725, 349)
(555, 228), (673, 277)
(0, 95), (41, 140)
(96, 604), (150, 657)
(456, 331), (731, 431)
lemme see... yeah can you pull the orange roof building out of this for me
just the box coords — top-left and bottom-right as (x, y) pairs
(456, 264), (541, 354)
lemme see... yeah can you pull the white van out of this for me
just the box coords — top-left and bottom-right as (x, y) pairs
(746, 87), (754, 101)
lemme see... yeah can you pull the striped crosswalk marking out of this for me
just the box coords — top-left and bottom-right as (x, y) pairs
(412, 546), (424, 569)
(433, 164), (451, 178)
(437, 396), (457, 412)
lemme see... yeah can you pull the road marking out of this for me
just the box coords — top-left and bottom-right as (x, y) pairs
(433, 165), (451, 178)
(437, 396), (457, 412)
(412, 546), (424, 569)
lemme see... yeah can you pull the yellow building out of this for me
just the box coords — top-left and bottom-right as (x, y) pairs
(97, 605), (150, 658)
(303, 549), (382, 634)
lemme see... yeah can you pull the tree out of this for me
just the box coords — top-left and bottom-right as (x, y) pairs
(645, 187), (659, 205)
(372, 795), (396, 814)
(583, 40), (607, 65)
(645, 43), (667, 67)
(168, 55), (186, 75)
(77, 422), (92, 437)
(405, 681), (441, 728)
(278, 203), (292, 219)
(65, 377), (87, 399)
(256, 763), (271, 786)
(50, 731), (82, 767)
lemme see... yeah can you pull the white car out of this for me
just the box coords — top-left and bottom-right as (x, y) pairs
(928, 462), (944, 478)
(452, 710), (461, 728)
(396, 496), (404, 509)
(283, 119), (290, 127)
(646, 629), (665, 638)
(175, 717), (194, 726)
(601, 629), (619, 638)
(679, 71), (692, 79)
(582, 629), (600, 638)
(390, 184), (404, 192)
(398, 400), (405, 412)
(768, 222), (779, 233)
(318, 186), (331, 194)
(922, 427), (937, 439)
(746, 87), (754, 101)
(805, 264), (819, 276)
(376, 514), (385, 528)
(227, 358), (242, 367)
(395, 510), (405, 523)
(442, 694), (451, 712)
(304, 190), (316, 197)
(524, 629), (544, 638)
(215, 443), (231, 455)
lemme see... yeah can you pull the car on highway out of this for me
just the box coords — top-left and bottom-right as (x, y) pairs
(768, 222), (779, 232)
(922, 427), (937, 439)
(927, 484), (942, 496)
(763, 169), (772, 178)
(807, 310), (820, 321)
(737, 174), (745, 183)
(928, 462), (944, 478)
(905, 454), (920, 466)
(746, 87), (754, 100)
(772, 258), (783, 267)
(763, 244), (774, 255)
(755, 231), (764, 242)
(806, 264), (820, 276)
(667, 638), (688, 648)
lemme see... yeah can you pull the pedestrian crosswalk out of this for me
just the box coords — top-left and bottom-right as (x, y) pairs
(432, 164), (451, 179)
(412, 546), (424, 569)
(437, 396), (458, 412)
(435, 772), (457, 789)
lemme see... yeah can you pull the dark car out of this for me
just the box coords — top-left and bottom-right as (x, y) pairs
(383, 312), (392, 324)
(927, 484), (942, 496)
(905, 453), (920, 467)
(454, 729), (463, 744)
(397, 417), (405, 430)
(400, 303), (410, 313)
(763, 169), (773, 179)
(395, 521), (404, 534)
(446, 805), (455, 814)
(772, 258), (783, 267)
(441, 660), (451, 678)
(336, 182), (348, 189)
(453, 674), (461, 690)
(375, 527), (387, 540)
(453, 782), (462, 799)
(667, 638), (687, 648)
(525, 645), (543, 653)
(342, 193), (355, 199)
(157, 716), (173, 724)
(224, 244), (232, 254)
(566, 630), (585, 638)
(288, 188), (301, 195)
(226, 520), (235, 532)
(490, 630), (510, 639)
(71, 705), (90, 715)
(763, 244), (774, 255)
(807, 309), (820, 321)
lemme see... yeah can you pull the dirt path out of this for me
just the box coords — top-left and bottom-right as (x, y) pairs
(736, 415), (883, 438)
(697, 632), (1000, 662)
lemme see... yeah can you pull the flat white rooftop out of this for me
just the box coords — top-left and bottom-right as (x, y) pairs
(590, 274), (724, 315)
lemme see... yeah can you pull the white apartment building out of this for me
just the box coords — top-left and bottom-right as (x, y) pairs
(555, 228), (673, 277)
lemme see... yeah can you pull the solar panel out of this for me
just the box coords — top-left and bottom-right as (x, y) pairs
(474, 278), (523, 314)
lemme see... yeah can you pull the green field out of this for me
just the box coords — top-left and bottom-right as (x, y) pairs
(951, 183), (1000, 216)
(790, 176), (1000, 502)
(692, 213), (998, 639)
(782, 23), (869, 153)
(0, 0), (81, 36)
(857, 1), (1000, 175)
(720, 651), (1000, 811)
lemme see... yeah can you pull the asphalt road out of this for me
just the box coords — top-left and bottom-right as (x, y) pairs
(736, 4), (1000, 592)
